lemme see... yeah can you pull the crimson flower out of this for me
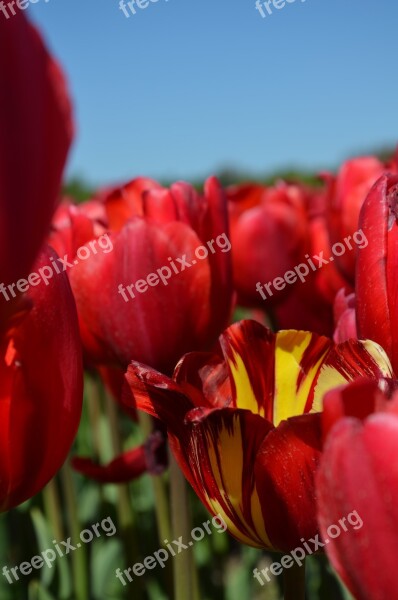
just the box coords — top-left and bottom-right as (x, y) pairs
(356, 173), (398, 372)
(227, 182), (309, 306)
(55, 177), (234, 373)
(317, 378), (398, 600)
(325, 156), (386, 282)
(124, 320), (392, 551)
(0, 13), (82, 510)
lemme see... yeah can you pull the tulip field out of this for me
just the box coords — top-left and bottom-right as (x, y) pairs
(1, 5), (398, 600)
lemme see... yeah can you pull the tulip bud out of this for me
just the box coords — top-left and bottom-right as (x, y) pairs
(356, 174), (398, 371)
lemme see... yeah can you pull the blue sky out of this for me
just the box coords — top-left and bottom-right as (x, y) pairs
(27, 0), (398, 186)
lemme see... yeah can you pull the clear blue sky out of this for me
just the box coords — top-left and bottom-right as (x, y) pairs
(27, 0), (398, 186)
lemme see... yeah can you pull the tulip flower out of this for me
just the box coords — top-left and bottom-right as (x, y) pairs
(317, 378), (398, 600)
(125, 320), (392, 551)
(0, 249), (83, 511)
(62, 177), (233, 373)
(356, 174), (398, 372)
(227, 182), (310, 307)
(0, 13), (82, 511)
(333, 288), (357, 343)
(325, 156), (386, 281)
(0, 12), (73, 309)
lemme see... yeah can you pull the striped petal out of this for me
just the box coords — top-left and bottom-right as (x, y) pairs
(216, 321), (393, 426)
(176, 407), (274, 548)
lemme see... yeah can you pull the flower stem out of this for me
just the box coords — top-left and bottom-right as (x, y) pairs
(169, 450), (199, 600)
(61, 462), (89, 600)
(284, 560), (306, 600)
(138, 412), (171, 542)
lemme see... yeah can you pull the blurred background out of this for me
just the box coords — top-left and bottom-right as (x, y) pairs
(26, 0), (398, 191)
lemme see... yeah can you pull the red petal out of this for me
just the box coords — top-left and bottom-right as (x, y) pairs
(255, 413), (323, 551)
(317, 415), (398, 600)
(73, 447), (147, 484)
(0, 247), (82, 511)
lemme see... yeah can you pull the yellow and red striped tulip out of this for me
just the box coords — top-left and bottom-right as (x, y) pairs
(125, 320), (393, 551)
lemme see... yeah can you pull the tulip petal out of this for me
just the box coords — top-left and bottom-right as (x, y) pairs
(255, 413), (322, 550)
(178, 407), (274, 548)
(0, 247), (82, 511)
(124, 361), (196, 426)
(72, 448), (147, 484)
(70, 219), (211, 371)
(317, 414), (398, 600)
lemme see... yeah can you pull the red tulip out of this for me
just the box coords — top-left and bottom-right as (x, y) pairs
(333, 288), (357, 343)
(317, 379), (398, 600)
(0, 12), (73, 307)
(0, 248), (83, 511)
(227, 182), (310, 306)
(0, 13), (82, 511)
(124, 320), (392, 551)
(356, 174), (398, 372)
(65, 177), (233, 373)
(325, 156), (386, 281)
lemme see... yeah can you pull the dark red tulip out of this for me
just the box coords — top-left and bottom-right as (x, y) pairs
(64, 177), (233, 373)
(317, 379), (398, 600)
(356, 174), (398, 372)
(0, 12), (73, 302)
(0, 249), (83, 511)
(0, 13), (82, 511)
(325, 156), (386, 281)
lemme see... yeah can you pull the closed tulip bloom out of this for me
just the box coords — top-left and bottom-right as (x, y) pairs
(68, 177), (233, 373)
(317, 379), (398, 600)
(333, 288), (357, 343)
(228, 182), (309, 306)
(325, 156), (386, 282)
(125, 320), (392, 551)
(0, 12), (73, 307)
(356, 174), (398, 372)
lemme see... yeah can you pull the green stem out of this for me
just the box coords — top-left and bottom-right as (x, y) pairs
(61, 462), (89, 600)
(42, 477), (64, 541)
(104, 395), (142, 566)
(169, 450), (199, 600)
(86, 374), (104, 461)
(138, 412), (172, 542)
(284, 560), (306, 600)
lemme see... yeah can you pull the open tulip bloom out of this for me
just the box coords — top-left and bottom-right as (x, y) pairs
(125, 319), (393, 552)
